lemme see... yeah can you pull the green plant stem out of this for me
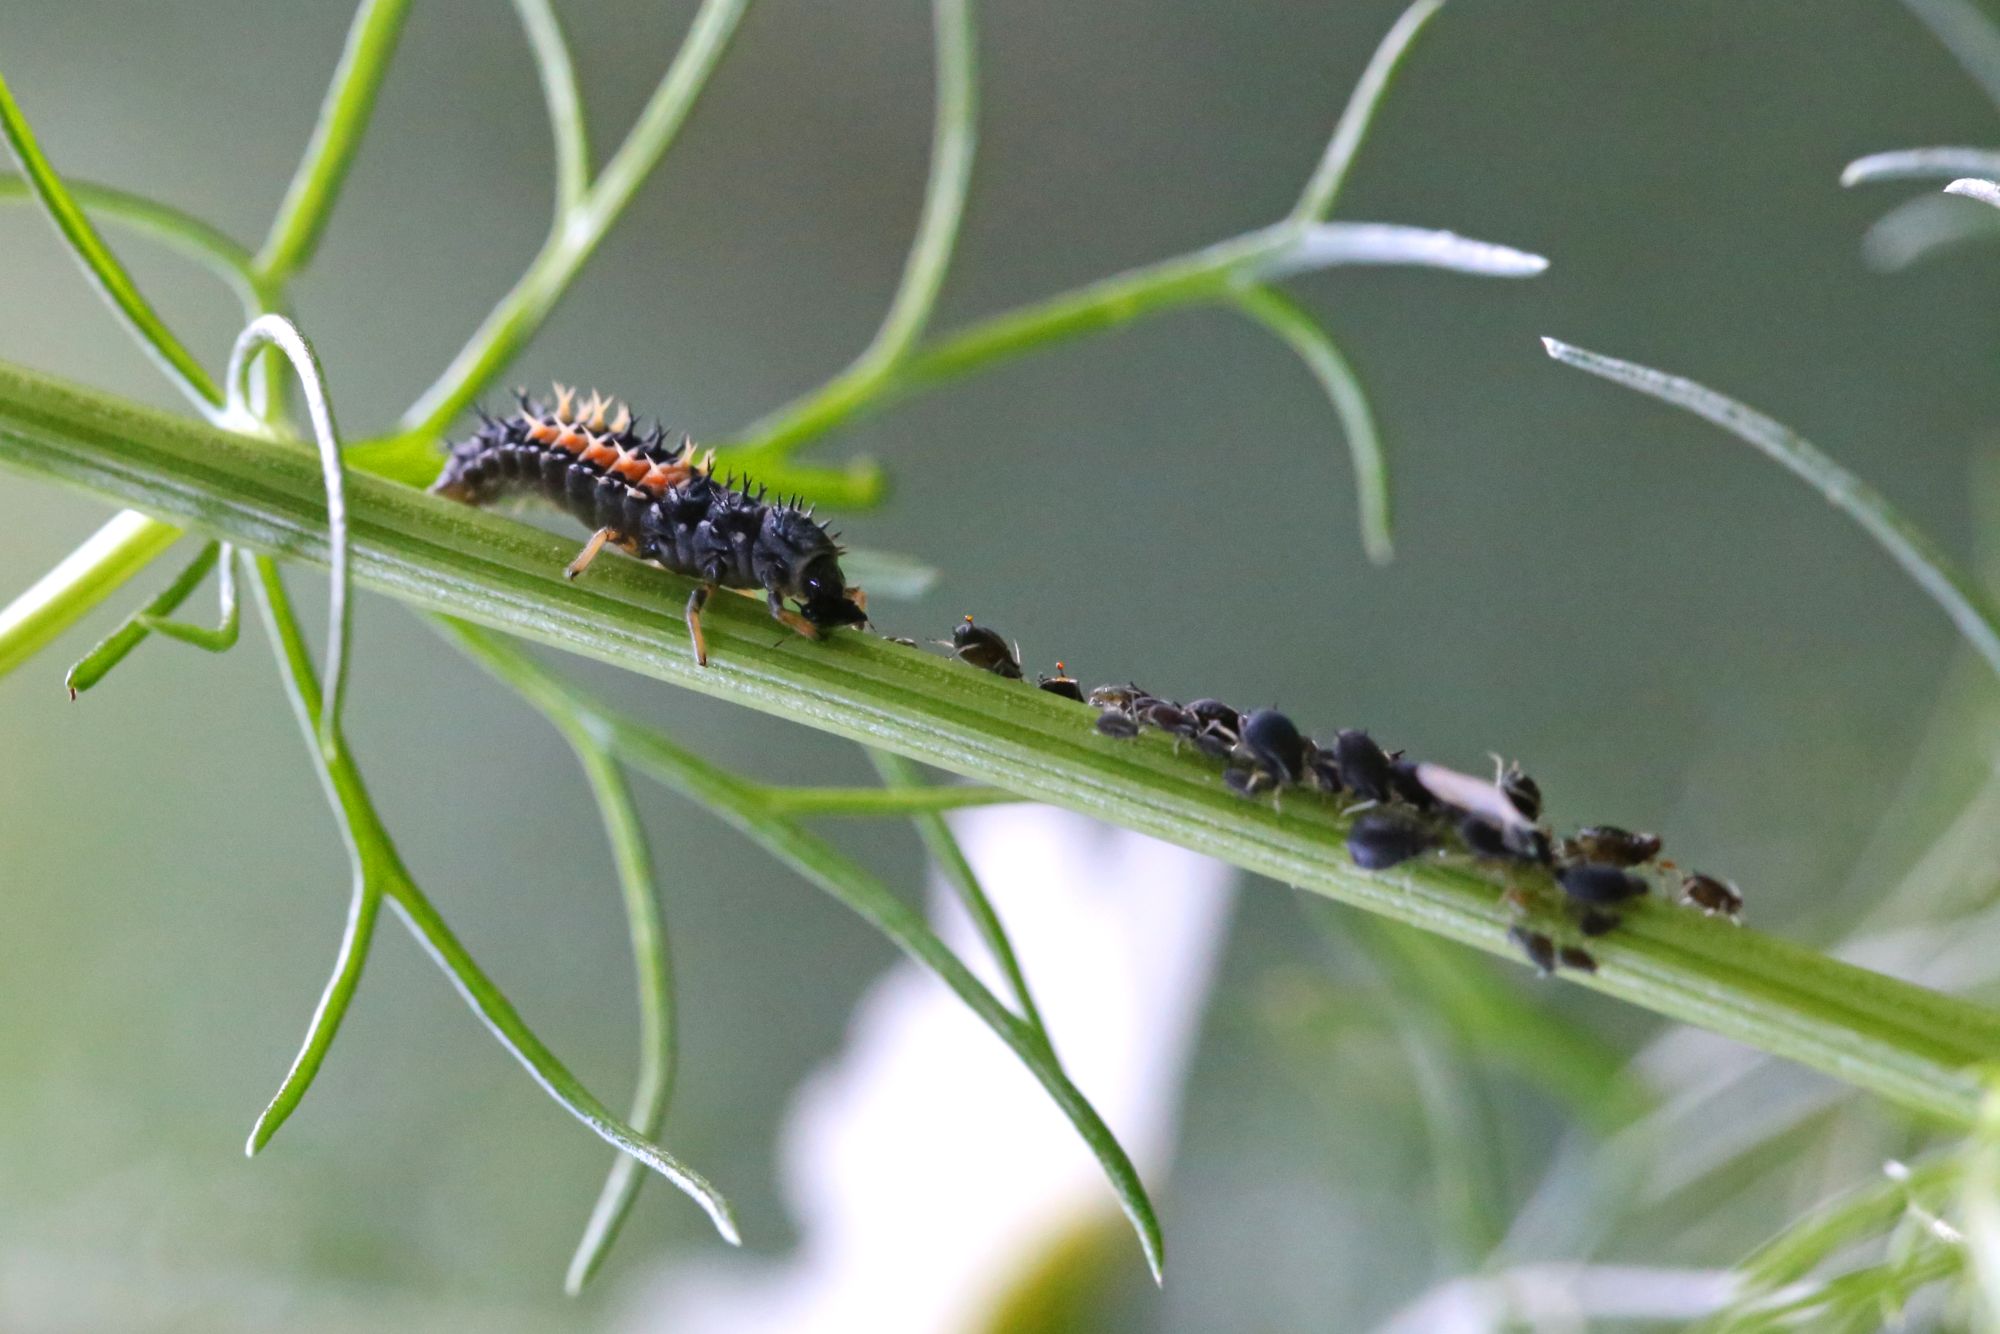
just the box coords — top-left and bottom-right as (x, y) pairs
(0, 510), (182, 680)
(1544, 338), (2000, 681)
(446, 620), (1165, 1281)
(140, 543), (240, 651)
(0, 74), (222, 412)
(730, 226), (1294, 458)
(64, 539), (239, 696)
(868, 748), (1051, 1044)
(0, 174), (270, 307)
(765, 0), (974, 444)
(760, 782), (1022, 816)
(7, 361), (1999, 1128)
(397, 0), (751, 440)
(510, 0), (591, 215)
(254, 0), (415, 285)
(858, 0), (976, 372)
(562, 738), (676, 1294)
(247, 553), (735, 1241)
(1231, 284), (1392, 563)
(1289, 0), (1446, 223)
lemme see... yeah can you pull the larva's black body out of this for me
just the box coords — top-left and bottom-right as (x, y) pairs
(433, 386), (867, 663)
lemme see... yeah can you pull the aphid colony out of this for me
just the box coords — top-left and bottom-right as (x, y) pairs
(429, 395), (1743, 976)
(435, 386), (869, 666)
(940, 613), (1746, 977)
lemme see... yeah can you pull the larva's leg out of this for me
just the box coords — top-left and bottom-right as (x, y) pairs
(847, 586), (868, 614)
(686, 583), (715, 666)
(767, 588), (820, 640)
(566, 527), (618, 580)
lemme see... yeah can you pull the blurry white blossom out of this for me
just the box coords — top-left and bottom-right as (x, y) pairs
(623, 804), (1234, 1333)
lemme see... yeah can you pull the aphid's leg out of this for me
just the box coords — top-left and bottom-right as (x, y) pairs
(686, 583), (716, 666)
(566, 527), (618, 580)
(766, 588), (822, 641)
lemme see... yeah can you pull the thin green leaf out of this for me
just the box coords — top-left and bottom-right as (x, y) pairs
(0, 72), (221, 411)
(1841, 147), (2000, 187)
(835, 547), (941, 600)
(1351, 913), (1648, 1131)
(1231, 284), (1394, 564)
(1325, 910), (1504, 1259)
(1946, 176), (2000, 209)
(224, 315), (351, 755)
(1737, 1158), (1959, 1292)
(869, 748), (1051, 1044)
(254, 0), (415, 284)
(1290, 0), (1447, 224)
(563, 739), (676, 1294)
(729, 2), (1537, 466)
(445, 621), (1165, 1281)
(735, 0), (978, 458)
(729, 218), (1542, 460)
(0, 174), (268, 308)
(1249, 223), (1549, 282)
(245, 878), (382, 1153)
(1543, 337), (2000, 681)
(138, 543), (240, 652)
(760, 783), (1023, 817)
(10, 362), (2000, 1129)
(510, 0), (592, 215)
(2, 512), (182, 682)
(64, 539), (220, 698)
(250, 558), (736, 1243)
(1860, 191), (2000, 271)
(857, 0), (977, 373)
(399, 0), (752, 440)
(1900, 0), (2000, 115)
(243, 556), (385, 1151)
(1968, 1082), (2000, 1324)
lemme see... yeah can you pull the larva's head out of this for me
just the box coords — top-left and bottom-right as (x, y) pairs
(757, 506), (868, 631)
(797, 554), (870, 631)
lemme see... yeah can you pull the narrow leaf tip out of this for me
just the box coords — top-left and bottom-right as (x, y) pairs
(1945, 178), (2000, 209)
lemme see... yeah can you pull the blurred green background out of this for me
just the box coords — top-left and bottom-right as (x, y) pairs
(3, 0), (1997, 1328)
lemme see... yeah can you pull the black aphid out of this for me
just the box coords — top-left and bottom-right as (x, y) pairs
(1224, 765), (1275, 799)
(1334, 730), (1394, 802)
(1564, 825), (1662, 868)
(435, 385), (867, 665)
(1498, 761), (1543, 822)
(1306, 748), (1345, 794)
(1388, 759), (1436, 811)
(1192, 725), (1239, 761)
(1237, 709), (1308, 785)
(1094, 710), (1141, 739)
(1348, 811), (1437, 870)
(1037, 662), (1084, 702)
(1508, 926), (1558, 976)
(1576, 907), (1622, 937)
(1458, 815), (1512, 860)
(1557, 945), (1598, 973)
(1139, 699), (1196, 736)
(1557, 862), (1649, 906)
(1681, 872), (1743, 919)
(947, 615), (1023, 678)
(1087, 683), (1150, 711)
(1186, 699), (1243, 735)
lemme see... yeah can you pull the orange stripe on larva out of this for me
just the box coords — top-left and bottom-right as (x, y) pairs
(611, 451), (652, 483)
(526, 419), (560, 445)
(638, 462), (692, 495)
(580, 441), (620, 467)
